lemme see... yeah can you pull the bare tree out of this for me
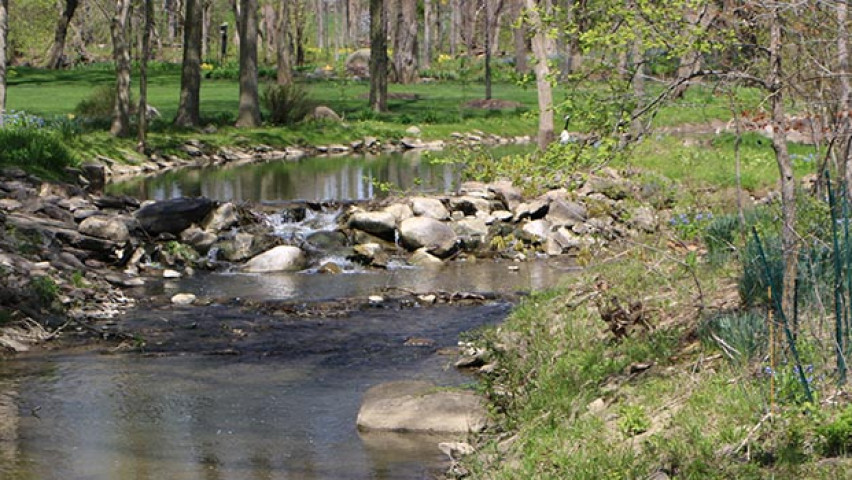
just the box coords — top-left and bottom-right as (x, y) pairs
(391, 0), (418, 83)
(175, 0), (203, 127)
(138, 0), (154, 151)
(510, 0), (528, 74)
(423, 0), (433, 69)
(110, 0), (132, 137)
(0, 0), (6, 127)
(369, 0), (388, 111)
(45, 0), (80, 69)
(524, 0), (554, 149)
(236, 0), (261, 127)
(275, 0), (293, 84)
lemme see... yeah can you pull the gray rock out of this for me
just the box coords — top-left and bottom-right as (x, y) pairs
(514, 199), (549, 221)
(350, 243), (389, 268)
(410, 197), (450, 220)
(548, 227), (584, 254)
(312, 105), (342, 122)
(487, 210), (514, 224)
(171, 293), (196, 305)
(521, 219), (551, 243)
(409, 248), (444, 267)
(135, 197), (215, 235)
(180, 227), (218, 253)
(0, 199), (22, 211)
(450, 196), (492, 216)
(243, 246), (307, 273)
(405, 126), (422, 137)
(488, 180), (523, 211)
(305, 231), (349, 251)
(348, 210), (398, 240)
(78, 216), (130, 242)
(399, 217), (458, 258)
(357, 381), (487, 433)
(344, 48), (371, 76)
(546, 200), (587, 226)
(629, 206), (658, 233)
(384, 203), (414, 224)
(202, 202), (238, 232)
(216, 233), (258, 262)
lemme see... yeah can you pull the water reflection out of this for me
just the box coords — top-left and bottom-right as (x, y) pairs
(108, 151), (461, 203)
(0, 304), (512, 480)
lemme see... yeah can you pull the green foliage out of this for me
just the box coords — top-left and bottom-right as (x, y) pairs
(698, 311), (767, 364)
(0, 126), (78, 178)
(74, 84), (124, 119)
(617, 404), (651, 436)
(261, 83), (317, 126)
(29, 276), (59, 310)
(817, 405), (852, 457)
(163, 241), (199, 263)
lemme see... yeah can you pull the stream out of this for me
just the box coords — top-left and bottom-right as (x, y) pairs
(1, 149), (570, 479)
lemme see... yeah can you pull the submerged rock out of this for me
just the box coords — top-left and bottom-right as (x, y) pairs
(357, 380), (487, 433)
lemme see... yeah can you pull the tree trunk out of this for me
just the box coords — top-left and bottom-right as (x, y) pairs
(175, 0), (203, 127)
(138, 0), (154, 152)
(369, 0), (388, 111)
(45, 0), (79, 69)
(485, 0), (493, 99)
(392, 0), (418, 84)
(0, 0), (7, 127)
(769, 1), (798, 327)
(275, 0), (293, 84)
(524, 0), (554, 149)
(670, 3), (717, 100)
(202, 0), (212, 59)
(423, 0), (432, 69)
(511, 0), (528, 74)
(450, 0), (459, 56)
(629, 0), (644, 138)
(110, 0), (132, 137)
(236, 0), (261, 127)
(839, 0), (852, 199)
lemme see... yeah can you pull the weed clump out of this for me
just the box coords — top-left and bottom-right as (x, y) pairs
(261, 83), (317, 126)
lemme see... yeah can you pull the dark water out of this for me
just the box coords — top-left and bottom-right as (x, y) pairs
(0, 303), (511, 480)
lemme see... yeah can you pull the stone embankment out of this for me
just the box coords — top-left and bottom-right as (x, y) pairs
(0, 161), (668, 353)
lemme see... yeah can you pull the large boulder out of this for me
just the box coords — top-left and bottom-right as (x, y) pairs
(357, 381), (487, 433)
(546, 200), (587, 227)
(521, 219), (551, 243)
(398, 217), (458, 258)
(243, 246), (307, 273)
(345, 48), (371, 77)
(134, 198), (216, 235)
(78, 215), (130, 242)
(410, 197), (450, 220)
(202, 202), (239, 232)
(348, 210), (398, 241)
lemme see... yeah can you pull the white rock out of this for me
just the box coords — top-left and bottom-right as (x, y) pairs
(171, 293), (196, 305)
(243, 246), (307, 273)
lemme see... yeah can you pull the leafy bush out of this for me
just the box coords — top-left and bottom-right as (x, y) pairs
(261, 83), (317, 126)
(698, 311), (767, 364)
(29, 276), (59, 310)
(0, 127), (78, 177)
(817, 405), (852, 456)
(74, 84), (129, 119)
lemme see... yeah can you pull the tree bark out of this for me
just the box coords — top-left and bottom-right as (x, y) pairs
(110, 0), (132, 138)
(138, 0), (154, 152)
(45, 0), (79, 69)
(423, 0), (433, 69)
(369, 0), (388, 111)
(392, 0), (418, 84)
(202, 0), (212, 59)
(485, 0), (493, 99)
(275, 0), (293, 84)
(839, 0), (852, 199)
(236, 0), (261, 127)
(525, 0), (554, 149)
(511, 0), (528, 74)
(768, 1), (798, 326)
(0, 0), (7, 127)
(175, 0), (203, 127)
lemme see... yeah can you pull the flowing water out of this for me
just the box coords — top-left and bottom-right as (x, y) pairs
(3, 149), (573, 479)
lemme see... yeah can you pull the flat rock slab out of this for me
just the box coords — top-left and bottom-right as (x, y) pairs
(357, 380), (487, 433)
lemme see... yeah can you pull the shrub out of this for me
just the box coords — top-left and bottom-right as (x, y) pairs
(0, 127), (77, 177)
(817, 405), (852, 457)
(697, 311), (767, 364)
(74, 84), (132, 119)
(29, 276), (60, 310)
(261, 83), (317, 126)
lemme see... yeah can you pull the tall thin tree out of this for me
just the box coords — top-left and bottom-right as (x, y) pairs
(175, 0), (203, 127)
(45, 0), (80, 69)
(369, 0), (387, 111)
(138, 0), (154, 151)
(0, 0), (6, 127)
(524, 0), (554, 148)
(275, 0), (293, 84)
(236, 0), (261, 127)
(110, 0), (132, 137)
